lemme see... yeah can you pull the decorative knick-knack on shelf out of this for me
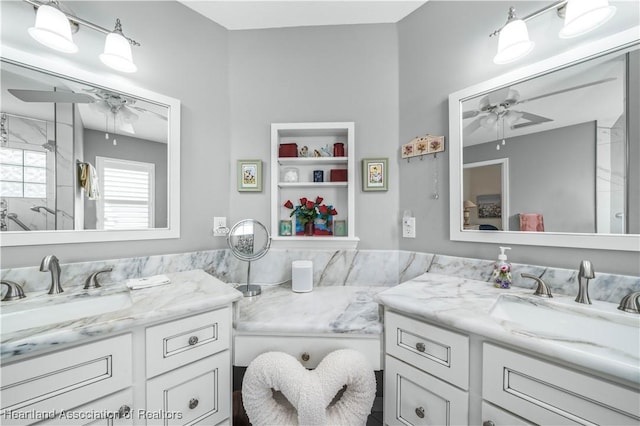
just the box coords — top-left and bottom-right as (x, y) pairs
(283, 196), (338, 236)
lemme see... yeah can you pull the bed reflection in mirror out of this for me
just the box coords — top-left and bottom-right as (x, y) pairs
(0, 61), (169, 232)
(461, 46), (638, 234)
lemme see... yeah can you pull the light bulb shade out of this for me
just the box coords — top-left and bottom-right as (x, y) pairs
(559, 0), (616, 39)
(28, 4), (78, 53)
(480, 112), (498, 129)
(464, 200), (477, 209)
(100, 32), (137, 73)
(494, 19), (535, 64)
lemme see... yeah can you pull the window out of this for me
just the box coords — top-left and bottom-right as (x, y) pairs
(96, 156), (155, 230)
(0, 147), (47, 198)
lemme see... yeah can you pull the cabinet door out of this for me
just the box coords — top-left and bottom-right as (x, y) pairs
(483, 343), (640, 425)
(38, 388), (134, 426)
(146, 351), (230, 426)
(481, 401), (533, 426)
(384, 355), (468, 426)
(1, 334), (132, 426)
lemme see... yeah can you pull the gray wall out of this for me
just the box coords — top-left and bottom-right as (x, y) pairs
(464, 122), (596, 233)
(82, 129), (168, 229)
(228, 24), (399, 249)
(1, 1), (231, 267)
(398, 1), (640, 275)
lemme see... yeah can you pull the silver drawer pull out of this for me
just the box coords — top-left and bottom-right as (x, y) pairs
(188, 336), (199, 346)
(483, 421), (495, 426)
(301, 352), (310, 362)
(416, 342), (426, 352)
(118, 405), (131, 418)
(189, 398), (199, 410)
(415, 406), (425, 418)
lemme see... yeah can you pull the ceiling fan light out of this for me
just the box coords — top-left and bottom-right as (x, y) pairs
(100, 31), (137, 73)
(28, 4), (78, 53)
(494, 19), (535, 64)
(559, 0), (616, 39)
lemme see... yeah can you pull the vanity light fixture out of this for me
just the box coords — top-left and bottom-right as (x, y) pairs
(490, 0), (617, 64)
(23, 0), (140, 73)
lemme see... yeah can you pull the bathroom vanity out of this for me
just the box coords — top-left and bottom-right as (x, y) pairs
(0, 270), (242, 426)
(376, 273), (640, 425)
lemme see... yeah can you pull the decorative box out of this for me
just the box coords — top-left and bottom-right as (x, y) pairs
(279, 143), (298, 157)
(330, 169), (348, 182)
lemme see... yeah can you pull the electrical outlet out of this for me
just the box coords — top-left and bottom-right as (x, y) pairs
(213, 217), (227, 237)
(403, 217), (416, 238)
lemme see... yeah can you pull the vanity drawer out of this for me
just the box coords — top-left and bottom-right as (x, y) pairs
(39, 388), (134, 426)
(234, 334), (381, 369)
(146, 308), (231, 378)
(384, 355), (468, 426)
(384, 310), (469, 389)
(146, 351), (230, 426)
(481, 401), (533, 426)
(1, 334), (132, 426)
(483, 343), (640, 425)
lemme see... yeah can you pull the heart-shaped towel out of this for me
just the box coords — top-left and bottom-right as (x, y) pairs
(242, 349), (376, 426)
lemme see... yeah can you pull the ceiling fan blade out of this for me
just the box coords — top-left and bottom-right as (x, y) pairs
(8, 89), (95, 103)
(130, 106), (168, 121)
(511, 111), (553, 129)
(464, 117), (482, 134)
(463, 110), (480, 119)
(516, 77), (616, 105)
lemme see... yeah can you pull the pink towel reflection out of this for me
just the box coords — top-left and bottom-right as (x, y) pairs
(520, 214), (544, 232)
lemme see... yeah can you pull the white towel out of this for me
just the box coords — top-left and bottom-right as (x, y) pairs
(242, 349), (376, 426)
(126, 274), (171, 290)
(79, 162), (100, 200)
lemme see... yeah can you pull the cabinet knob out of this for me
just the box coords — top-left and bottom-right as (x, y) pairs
(416, 342), (426, 352)
(118, 405), (131, 418)
(483, 421), (495, 426)
(301, 352), (310, 362)
(189, 398), (199, 410)
(415, 406), (425, 419)
(188, 336), (199, 346)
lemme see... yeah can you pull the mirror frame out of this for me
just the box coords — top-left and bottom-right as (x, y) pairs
(449, 27), (640, 252)
(0, 46), (180, 246)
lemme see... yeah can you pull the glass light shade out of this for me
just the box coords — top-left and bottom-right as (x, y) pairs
(493, 19), (535, 64)
(559, 0), (616, 39)
(28, 4), (78, 53)
(100, 32), (137, 73)
(480, 112), (498, 129)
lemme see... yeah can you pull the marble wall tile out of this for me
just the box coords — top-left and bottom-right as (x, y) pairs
(428, 254), (495, 281)
(398, 250), (435, 283)
(344, 250), (399, 286)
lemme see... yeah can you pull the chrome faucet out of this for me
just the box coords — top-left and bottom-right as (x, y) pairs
(521, 273), (553, 298)
(575, 260), (595, 304)
(1, 280), (26, 301)
(84, 267), (113, 289)
(40, 255), (63, 294)
(618, 291), (640, 314)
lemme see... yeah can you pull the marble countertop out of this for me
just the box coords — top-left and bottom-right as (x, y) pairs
(234, 284), (387, 335)
(1, 269), (243, 362)
(375, 273), (640, 386)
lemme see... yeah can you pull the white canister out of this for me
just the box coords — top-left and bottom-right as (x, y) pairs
(291, 260), (313, 292)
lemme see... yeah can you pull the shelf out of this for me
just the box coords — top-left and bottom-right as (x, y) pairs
(278, 157), (348, 166)
(271, 236), (360, 250)
(278, 182), (348, 188)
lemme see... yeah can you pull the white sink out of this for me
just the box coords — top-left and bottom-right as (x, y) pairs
(1, 291), (132, 335)
(489, 293), (640, 358)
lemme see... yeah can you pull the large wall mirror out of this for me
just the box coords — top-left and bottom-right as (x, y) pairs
(449, 28), (639, 251)
(0, 47), (180, 246)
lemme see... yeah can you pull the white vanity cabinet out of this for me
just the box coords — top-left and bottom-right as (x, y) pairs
(482, 343), (640, 425)
(0, 334), (133, 426)
(383, 310), (470, 425)
(270, 122), (358, 249)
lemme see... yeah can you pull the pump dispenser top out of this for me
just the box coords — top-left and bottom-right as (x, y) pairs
(493, 246), (513, 289)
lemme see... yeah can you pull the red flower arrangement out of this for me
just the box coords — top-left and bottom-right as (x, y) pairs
(283, 196), (338, 227)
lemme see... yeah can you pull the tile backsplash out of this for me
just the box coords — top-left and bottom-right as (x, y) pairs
(1, 249), (638, 304)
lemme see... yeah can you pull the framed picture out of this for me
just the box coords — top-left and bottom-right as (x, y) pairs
(362, 158), (388, 191)
(237, 159), (262, 192)
(477, 194), (502, 218)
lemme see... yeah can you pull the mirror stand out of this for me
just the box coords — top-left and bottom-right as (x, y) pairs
(242, 261), (261, 297)
(227, 219), (271, 297)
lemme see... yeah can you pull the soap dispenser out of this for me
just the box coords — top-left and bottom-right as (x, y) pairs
(492, 246), (512, 289)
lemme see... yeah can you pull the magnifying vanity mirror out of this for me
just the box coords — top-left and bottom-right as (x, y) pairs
(227, 219), (271, 297)
(449, 28), (639, 251)
(0, 47), (180, 246)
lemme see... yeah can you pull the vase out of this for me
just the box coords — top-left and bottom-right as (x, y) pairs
(304, 221), (315, 236)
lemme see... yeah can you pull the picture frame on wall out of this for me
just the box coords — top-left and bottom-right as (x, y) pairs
(237, 159), (262, 192)
(362, 158), (388, 191)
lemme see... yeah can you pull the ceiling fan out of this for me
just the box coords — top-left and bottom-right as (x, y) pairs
(463, 77), (616, 135)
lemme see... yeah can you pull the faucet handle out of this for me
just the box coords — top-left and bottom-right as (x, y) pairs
(521, 273), (553, 298)
(1, 280), (26, 301)
(578, 260), (595, 279)
(84, 267), (113, 289)
(618, 291), (640, 314)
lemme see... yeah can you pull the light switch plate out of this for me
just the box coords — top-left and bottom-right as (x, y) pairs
(403, 217), (416, 238)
